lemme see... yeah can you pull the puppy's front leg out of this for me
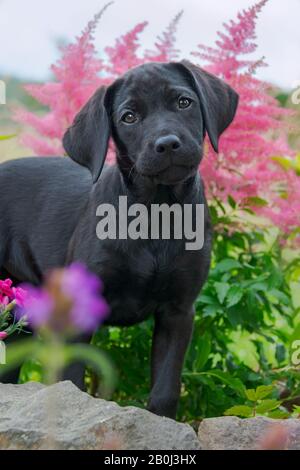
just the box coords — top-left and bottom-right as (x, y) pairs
(147, 307), (194, 419)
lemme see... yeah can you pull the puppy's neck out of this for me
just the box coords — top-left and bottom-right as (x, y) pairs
(119, 168), (201, 207)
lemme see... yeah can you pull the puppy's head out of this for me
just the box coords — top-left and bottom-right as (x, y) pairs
(63, 61), (239, 185)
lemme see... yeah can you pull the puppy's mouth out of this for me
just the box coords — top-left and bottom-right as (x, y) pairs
(140, 164), (198, 185)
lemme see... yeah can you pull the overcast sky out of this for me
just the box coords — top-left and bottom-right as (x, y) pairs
(0, 0), (299, 89)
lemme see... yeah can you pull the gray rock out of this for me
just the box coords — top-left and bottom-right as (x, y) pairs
(0, 381), (201, 450)
(198, 416), (300, 450)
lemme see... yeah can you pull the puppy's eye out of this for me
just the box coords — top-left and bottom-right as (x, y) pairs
(121, 112), (138, 124)
(178, 97), (192, 109)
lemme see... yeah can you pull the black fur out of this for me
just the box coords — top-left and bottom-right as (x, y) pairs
(0, 61), (238, 418)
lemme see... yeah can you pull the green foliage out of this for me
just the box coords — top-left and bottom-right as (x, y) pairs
(292, 405), (300, 418)
(91, 204), (300, 421)
(91, 322), (152, 408)
(0, 303), (25, 336)
(275, 92), (289, 108)
(20, 358), (44, 383)
(273, 154), (300, 176)
(0, 134), (16, 140)
(19, 200), (300, 421)
(4, 337), (116, 397)
(224, 385), (285, 418)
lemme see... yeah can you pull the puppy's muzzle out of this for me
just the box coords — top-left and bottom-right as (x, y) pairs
(155, 134), (181, 155)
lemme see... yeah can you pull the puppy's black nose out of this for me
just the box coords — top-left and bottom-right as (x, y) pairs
(155, 135), (181, 154)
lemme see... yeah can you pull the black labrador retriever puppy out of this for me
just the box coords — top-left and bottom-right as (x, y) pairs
(0, 61), (238, 419)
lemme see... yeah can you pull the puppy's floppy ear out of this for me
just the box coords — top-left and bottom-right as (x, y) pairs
(63, 87), (110, 183)
(177, 60), (239, 152)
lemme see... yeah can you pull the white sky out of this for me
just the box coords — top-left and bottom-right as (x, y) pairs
(0, 0), (299, 89)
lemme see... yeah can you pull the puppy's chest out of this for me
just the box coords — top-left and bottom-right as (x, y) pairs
(101, 240), (185, 325)
(135, 239), (182, 286)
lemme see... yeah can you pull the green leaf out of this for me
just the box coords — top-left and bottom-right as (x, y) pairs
(226, 285), (244, 308)
(272, 156), (293, 171)
(252, 283), (269, 293)
(0, 338), (40, 377)
(0, 134), (16, 141)
(65, 344), (117, 398)
(214, 282), (230, 304)
(20, 358), (43, 383)
(201, 370), (245, 395)
(255, 385), (274, 400)
(227, 306), (244, 327)
(224, 405), (253, 418)
(268, 289), (290, 306)
(198, 294), (217, 305)
(275, 344), (286, 363)
(215, 259), (242, 273)
(245, 388), (257, 402)
(227, 195), (236, 209)
(193, 333), (211, 370)
(267, 409), (290, 419)
(256, 399), (282, 414)
(214, 198), (226, 214)
(203, 304), (220, 317)
(109, 327), (121, 342)
(268, 268), (283, 289)
(243, 196), (268, 207)
(243, 207), (255, 215)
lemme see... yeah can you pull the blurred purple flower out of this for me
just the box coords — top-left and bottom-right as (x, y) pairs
(18, 263), (109, 334)
(18, 285), (53, 328)
(61, 263), (109, 332)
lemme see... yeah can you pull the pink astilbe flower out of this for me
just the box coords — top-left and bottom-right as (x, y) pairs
(191, 0), (299, 236)
(145, 11), (183, 62)
(13, 1), (300, 240)
(14, 4), (112, 155)
(14, 7), (185, 161)
(105, 22), (148, 77)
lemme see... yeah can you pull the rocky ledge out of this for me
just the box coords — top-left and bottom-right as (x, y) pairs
(0, 381), (299, 450)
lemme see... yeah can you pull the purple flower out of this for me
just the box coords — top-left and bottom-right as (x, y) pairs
(61, 263), (109, 332)
(18, 285), (53, 328)
(18, 263), (109, 334)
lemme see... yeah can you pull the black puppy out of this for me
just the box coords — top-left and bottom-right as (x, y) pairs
(0, 61), (238, 418)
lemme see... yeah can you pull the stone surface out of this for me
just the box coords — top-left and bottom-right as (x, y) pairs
(198, 416), (300, 450)
(0, 381), (201, 450)
(2, 381), (300, 450)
